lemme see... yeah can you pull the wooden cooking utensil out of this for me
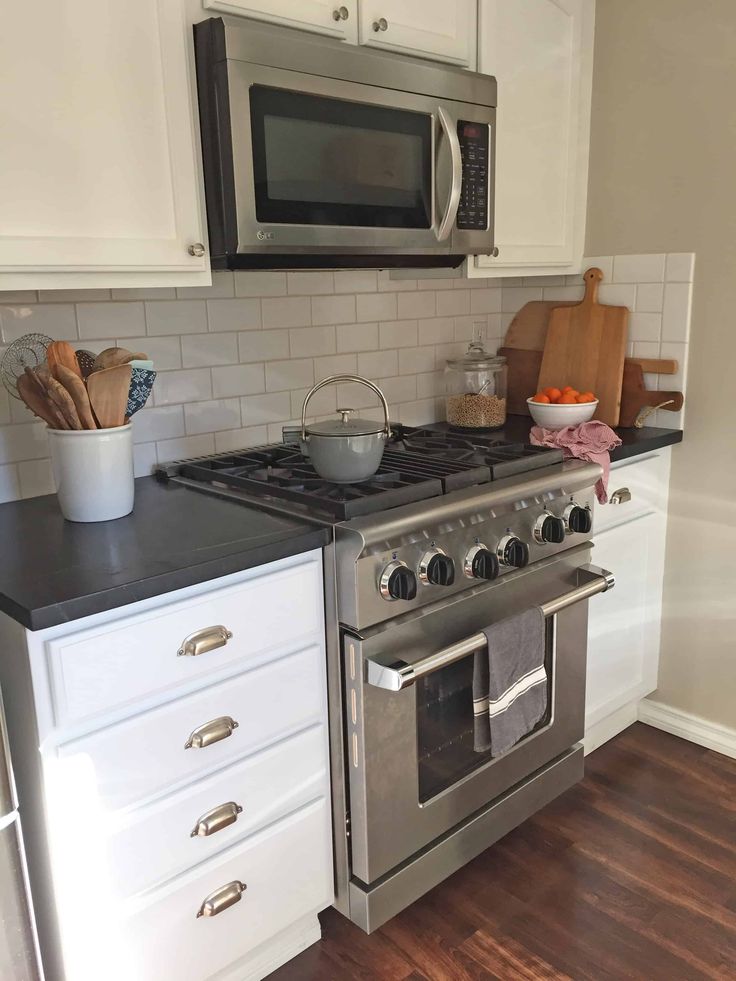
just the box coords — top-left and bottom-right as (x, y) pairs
(46, 376), (82, 430)
(537, 268), (628, 426)
(86, 364), (132, 428)
(92, 347), (147, 372)
(16, 372), (67, 428)
(618, 362), (684, 428)
(52, 364), (98, 430)
(46, 341), (82, 379)
(504, 300), (578, 351)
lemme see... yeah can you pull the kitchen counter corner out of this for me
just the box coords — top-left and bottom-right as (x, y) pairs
(0, 476), (331, 631)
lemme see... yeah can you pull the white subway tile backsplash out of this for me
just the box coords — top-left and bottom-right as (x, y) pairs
(155, 368), (212, 405)
(39, 289), (111, 303)
(264, 358), (314, 392)
(241, 392), (291, 427)
(287, 271), (334, 295)
(131, 405), (185, 444)
(156, 434), (215, 461)
(0, 463), (21, 502)
(181, 333), (238, 368)
(214, 427), (269, 453)
(333, 270), (377, 294)
(635, 283), (664, 313)
(336, 321), (378, 353)
(207, 298), (261, 333)
(400, 398), (437, 427)
(77, 301), (145, 339)
(177, 271), (234, 299)
(612, 253), (666, 283)
(145, 300), (206, 336)
(436, 290), (470, 317)
(397, 291), (436, 319)
(211, 363), (265, 399)
(665, 253), (695, 283)
(288, 325), (336, 358)
(662, 282), (693, 342)
(470, 289), (503, 314)
(313, 353), (358, 381)
(238, 329), (289, 363)
(379, 320), (417, 349)
(312, 294), (355, 326)
(234, 271), (287, 297)
(357, 292), (395, 322)
(290, 385), (336, 419)
(117, 336), (182, 371)
(133, 443), (158, 478)
(0, 390), (10, 427)
(580, 256), (614, 281)
(501, 287), (542, 312)
(262, 296), (311, 329)
(18, 458), (54, 497)
(112, 287), (177, 300)
(0, 422), (49, 464)
(629, 312), (662, 343)
(357, 349), (398, 379)
(1, 303), (77, 343)
(418, 317), (453, 344)
(597, 284), (636, 308)
(541, 285), (584, 302)
(398, 346), (435, 375)
(184, 398), (241, 436)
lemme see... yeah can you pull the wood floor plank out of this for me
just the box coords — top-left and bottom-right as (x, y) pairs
(267, 724), (736, 981)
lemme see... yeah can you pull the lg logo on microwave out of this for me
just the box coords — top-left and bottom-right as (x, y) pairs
(256, 230), (274, 241)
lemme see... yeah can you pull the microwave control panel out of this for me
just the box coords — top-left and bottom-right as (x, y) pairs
(456, 121), (489, 231)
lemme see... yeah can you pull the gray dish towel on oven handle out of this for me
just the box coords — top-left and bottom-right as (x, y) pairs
(473, 607), (547, 756)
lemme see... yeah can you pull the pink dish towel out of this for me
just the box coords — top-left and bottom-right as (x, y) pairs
(529, 420), (622, 503)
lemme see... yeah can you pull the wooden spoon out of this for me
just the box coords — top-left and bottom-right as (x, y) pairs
(25, 367), (69, 429)
(47, 377), (83, 429)
(46, 341), (82, 379)
(17, 373), (67, 428)
(92, 347), (147, 372)
(52, 364), (98, 430)
(87, 364), (132, 428)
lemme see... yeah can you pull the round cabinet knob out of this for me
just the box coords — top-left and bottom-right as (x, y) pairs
(418, 547), (455, 587)
(332, 5), (349, 20)
(497, 535), (530, 569)
(533, 513), (566, 545)
(379, 561), (417, 602)
(563, 503), (592, 535)
(372, 17), (389, 31)
(188, 243), (206, 257)
(464, 544), (500, 581)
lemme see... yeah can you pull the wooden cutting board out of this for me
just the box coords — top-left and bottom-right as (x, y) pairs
(618, 362), (684, 428)
(504, 300), (577, 351)
(537, 267), (628, 426)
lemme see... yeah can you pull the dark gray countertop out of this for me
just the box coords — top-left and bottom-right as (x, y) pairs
(0, 477), (331, 631)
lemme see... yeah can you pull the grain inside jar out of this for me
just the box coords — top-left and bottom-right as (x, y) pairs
(446, 393), (507, 429)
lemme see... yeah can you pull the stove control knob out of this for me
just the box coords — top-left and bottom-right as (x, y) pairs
(533, 513), (566, 545)
(497, 534), (530, 569)
(379, 561), (417, 602)
(418, 547), (456, 587)
(464, 544), (500, 581)
(563, 502), (592, 535)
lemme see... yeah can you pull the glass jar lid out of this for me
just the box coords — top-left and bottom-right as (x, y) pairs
(446, 339), (506, 371)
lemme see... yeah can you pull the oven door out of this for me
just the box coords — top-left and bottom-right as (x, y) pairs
(344, 545), (611, 884)
(224, 63), (494, 255)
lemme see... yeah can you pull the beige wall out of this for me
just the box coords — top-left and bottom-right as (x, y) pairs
(586, 0), (736, 728)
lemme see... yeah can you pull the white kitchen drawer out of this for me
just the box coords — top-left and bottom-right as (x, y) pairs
(594, 452), (670, 534)
(104, 724), (328, 898)
(59, 799), (333, 981)
(54, 645), (325, 811)
(45, 553), (323, 728)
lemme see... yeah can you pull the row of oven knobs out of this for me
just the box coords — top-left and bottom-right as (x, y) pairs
(380, 504), (591, 601)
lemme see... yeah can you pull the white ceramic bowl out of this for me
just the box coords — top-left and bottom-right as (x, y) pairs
(527, 397), (598, 430)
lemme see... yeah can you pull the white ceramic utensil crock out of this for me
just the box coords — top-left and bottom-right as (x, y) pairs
(299, 375), (391, 482)
(47, 424), (134, 522)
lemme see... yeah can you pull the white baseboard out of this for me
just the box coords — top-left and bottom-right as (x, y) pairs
(213, 912), (322, 981)
(638, 699), (736, 760)
(584, 702), (639, 755)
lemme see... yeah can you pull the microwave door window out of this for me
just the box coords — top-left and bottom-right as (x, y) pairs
(250, 86), (432, 228)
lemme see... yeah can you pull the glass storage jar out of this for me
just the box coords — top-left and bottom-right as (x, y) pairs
(444, 330), (507, 430)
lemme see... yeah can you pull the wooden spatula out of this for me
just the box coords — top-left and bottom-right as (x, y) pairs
(46, 376), (82, 430)
(87, 364), (132, 428)
(52, 364), (98, 430)
(17, 372), (67, 428)
(46, 341), (82, 379)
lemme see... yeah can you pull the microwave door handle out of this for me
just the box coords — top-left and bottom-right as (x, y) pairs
(435, 107), (463, 242)
(365, 564), (616, 692)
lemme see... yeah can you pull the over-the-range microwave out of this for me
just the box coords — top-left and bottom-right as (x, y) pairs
(193, 17), (497, 269)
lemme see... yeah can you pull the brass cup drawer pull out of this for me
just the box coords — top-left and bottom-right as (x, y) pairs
(196, 880), (247, 918)
(190, 801), (243, 838)
(177, 625), (233, 658)
(609, 486), (632, 505)
(184, 716), (239, 750)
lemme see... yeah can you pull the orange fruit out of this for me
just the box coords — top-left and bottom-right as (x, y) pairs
(561, 385), (576, 393)
(532, 392), (551, 403)
(558, 394), (578, 404)
(543, 387), (562, 403)
(576, 392), (596, 403)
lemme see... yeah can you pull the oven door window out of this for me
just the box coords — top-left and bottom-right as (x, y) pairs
(249, 85), (432, 228)
(416, 618), (555, 803)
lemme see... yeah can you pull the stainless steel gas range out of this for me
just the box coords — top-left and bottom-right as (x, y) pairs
(157, 426), (614, 933)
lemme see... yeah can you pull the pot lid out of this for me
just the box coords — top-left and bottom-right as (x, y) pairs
(446, 339), (506, 371)
(305, 408), (385, 437)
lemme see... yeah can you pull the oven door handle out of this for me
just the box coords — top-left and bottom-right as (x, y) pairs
(435, 107), (462, 242)
(365, 564), (615, 692)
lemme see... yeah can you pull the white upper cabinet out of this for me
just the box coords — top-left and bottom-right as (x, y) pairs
(358, 0), (476, 67)
(0, 0), (209, 290)
(203, 0), (358, 42)
(468, 0), (595, 278)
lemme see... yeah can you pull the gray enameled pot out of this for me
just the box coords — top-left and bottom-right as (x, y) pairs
(299, 375), (391, 483)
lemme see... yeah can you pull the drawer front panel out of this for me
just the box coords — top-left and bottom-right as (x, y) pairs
(55, 646), (325, 811)
(46, 552), (323, 728)
(105, 725), (328, 898)
(59, 800), (333, 981)
(594, 453), (668, 534)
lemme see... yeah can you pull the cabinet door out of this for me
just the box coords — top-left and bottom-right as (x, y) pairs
(585, 511), (665, 734)
(359, 0), (476, 67)
(469, 0), (594, 277)
(204, 0), (358, 42)
(0, 0), (208, 290)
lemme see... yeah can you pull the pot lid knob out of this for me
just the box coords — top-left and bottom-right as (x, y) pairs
(338, 408), (355, 424)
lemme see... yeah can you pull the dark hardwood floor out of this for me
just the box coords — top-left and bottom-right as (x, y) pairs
(268, 723), (736, 980)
